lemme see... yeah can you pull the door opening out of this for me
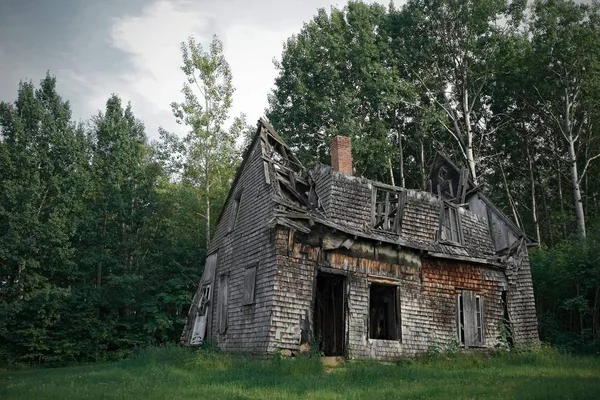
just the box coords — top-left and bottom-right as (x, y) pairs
(314, 272), (346, 356)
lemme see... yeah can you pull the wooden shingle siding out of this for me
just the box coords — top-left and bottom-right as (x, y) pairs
(183, 123), (538, 360)
(270, 226), (520, 360)
(203, 129), (280, 354)
(506, 247), (539, 344)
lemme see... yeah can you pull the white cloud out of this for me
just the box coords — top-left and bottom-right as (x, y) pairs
(61, 0), (401, 140)
(109, 0), (212, 138)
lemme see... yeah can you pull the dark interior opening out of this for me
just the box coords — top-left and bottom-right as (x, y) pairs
(314, 272), (345, 356)
(501, 290), (514, 347)
(369, 283), (399, 340)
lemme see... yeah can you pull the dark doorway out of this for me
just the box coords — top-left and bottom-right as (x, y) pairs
(314, 272), (346, 356)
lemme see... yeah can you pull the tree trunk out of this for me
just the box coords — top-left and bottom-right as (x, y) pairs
(205, 165), (211, 247)
(557, 158), (567, 240)
(398, 132), (405, 188)
(419, 137), (426, 190)
(462, 85), (477, 184)
(567, 136), (586, 240)
(526, 143), (541, 244)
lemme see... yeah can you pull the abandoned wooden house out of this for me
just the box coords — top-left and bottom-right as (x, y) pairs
(180, 119), (539, 359)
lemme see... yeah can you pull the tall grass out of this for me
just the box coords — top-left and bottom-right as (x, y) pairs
(1, 345), (599, 399)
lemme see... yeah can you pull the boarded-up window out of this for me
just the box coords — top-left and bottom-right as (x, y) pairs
(369, 284), (401, 340)
(242, 263), (258, 305)
(228, 193), (242, 232)
(217, 274), (229, 334)
(190, 284), (211, 345)
(372, 186), (405, 233)
(457, 291), (484, 347)
(440, 202), (462, 244)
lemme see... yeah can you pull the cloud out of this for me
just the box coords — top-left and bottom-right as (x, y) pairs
(59, 0), (396, 140)
(109, 0), (212, 138)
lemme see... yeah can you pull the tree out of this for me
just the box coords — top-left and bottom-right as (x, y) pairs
(394, 0), (526, 184)
(170, 35), (239, 246)
(0, 74), (88, 365)
(527, 0), (600, 240)
(267, 2), (417, 184)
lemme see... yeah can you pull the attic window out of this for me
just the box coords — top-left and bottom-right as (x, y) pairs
(228, 193), (242, 232)
(369, 284), (401, 340)
(440, 202), (462, 244)
(372, 186), (406, 233)
(457, 291), (485, 347)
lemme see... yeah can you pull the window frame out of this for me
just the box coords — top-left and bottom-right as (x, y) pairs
(439, 201), (463, 245)
(371, 184), (406, 234)
(368, 282), (402, 341)
(456, 291), (485, 347)
(217, 273), (229, 334)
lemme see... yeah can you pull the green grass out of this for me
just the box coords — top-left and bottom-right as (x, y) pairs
(1, 346), (599, 399)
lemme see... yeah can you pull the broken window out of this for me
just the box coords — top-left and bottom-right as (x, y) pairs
(369, 283), (401, 340)
(242, 263), (257, 305)
(456, 291), (484, 346)
(190, 284), (211, 345)
(440, 202), (462, 244)
(372, 186), (405, 233)
(228, 193), (242, 232)
(217, 274), (229, 334)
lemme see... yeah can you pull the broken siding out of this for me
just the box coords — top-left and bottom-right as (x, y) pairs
(421, 258), (507, 349)
(269, 228), (315, 353)
(459, 210), (495, 256)
(272, 226), (513, 360)
(205, 133), (279, 354)
(326, 171), (372, 230)
(401, 190), (441, 243)
(311, 165), (332, 216)
(506, 246), (539, 344)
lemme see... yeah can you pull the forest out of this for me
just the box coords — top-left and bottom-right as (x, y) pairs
(1, 0), (600, 366)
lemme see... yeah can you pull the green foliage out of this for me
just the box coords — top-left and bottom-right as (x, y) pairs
(0, 76), (202, 367)
(530, 228), (600, 353)
(2, 346), (600, 399)
(167, 34), (240, 246)
(267, 1), (418, 183)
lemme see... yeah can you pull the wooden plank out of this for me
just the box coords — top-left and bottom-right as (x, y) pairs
(460, 167), (469, 204)
(395, 286), (402, 342)
(456, 294), (462, 343)
(217, 274), (229, 334)
(263, 161), (271, 184)
(367, 275), (401, 285)
(371, 187), (377, 226)
(462, 291), (477, 347)
(384, 191), (390, 230)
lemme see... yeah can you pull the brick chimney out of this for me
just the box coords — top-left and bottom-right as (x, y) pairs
(330, 136), (353, 176)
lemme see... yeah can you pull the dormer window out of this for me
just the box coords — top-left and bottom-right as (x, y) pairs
(440, 202), (463, 244)
(372, 185), (406, 233)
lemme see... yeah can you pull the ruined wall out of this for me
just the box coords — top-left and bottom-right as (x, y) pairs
(420, 258), (507, 348)
(271, 226), (511, 360)
(506, 246), (539, 344)
(204, 134), (279, 354)
(312, 167), (495, 256)
(401, 190), (441, 243)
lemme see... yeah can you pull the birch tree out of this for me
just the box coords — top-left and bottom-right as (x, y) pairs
(171, 35), (238, 246)
(529, 0), (600, 240)
(399, 0), (525, 184)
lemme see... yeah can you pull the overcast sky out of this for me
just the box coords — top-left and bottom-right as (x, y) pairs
(0, 0), (398, 140)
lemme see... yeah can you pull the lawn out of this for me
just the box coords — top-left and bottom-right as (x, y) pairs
(1, 346), (599, 400)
